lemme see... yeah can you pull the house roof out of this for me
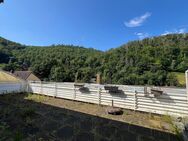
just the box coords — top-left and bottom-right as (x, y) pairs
(0, 70), (23, 83)
(14, 71), (33, 80)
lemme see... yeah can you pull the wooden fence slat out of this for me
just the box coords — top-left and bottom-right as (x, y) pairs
(23, 82), (188, 117)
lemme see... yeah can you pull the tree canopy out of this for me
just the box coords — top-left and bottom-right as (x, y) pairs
(0, 34), (188, 86)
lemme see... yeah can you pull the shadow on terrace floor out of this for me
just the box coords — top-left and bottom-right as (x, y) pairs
(0, 93), (181, 141)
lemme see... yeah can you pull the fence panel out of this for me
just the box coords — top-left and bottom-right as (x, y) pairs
(28, 82), (188, 117)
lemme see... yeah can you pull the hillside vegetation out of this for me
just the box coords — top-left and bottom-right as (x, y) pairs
(1, 34), (188, 86)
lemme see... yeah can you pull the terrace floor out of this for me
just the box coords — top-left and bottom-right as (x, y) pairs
(0, 93), (183, 141)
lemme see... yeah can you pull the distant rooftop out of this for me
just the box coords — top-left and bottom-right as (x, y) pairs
(14, 71), (41, 81)
(14, 71), (33, 80)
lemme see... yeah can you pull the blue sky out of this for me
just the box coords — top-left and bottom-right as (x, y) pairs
(0, 0), (188, 51)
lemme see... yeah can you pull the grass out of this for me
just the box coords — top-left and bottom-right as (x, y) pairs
(161, 115), (173, 124)
(17, 94), (181, 133)
(172, 72), (185, 86)
(0, 93), (184, 140)
(161, 115), (183, 141)
(25, 93), (49, 102)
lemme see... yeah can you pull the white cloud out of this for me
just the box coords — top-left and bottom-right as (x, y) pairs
(135, 32), (149, 39)
(161, 28), (186, 36)
(125, 12), (152, 27)
(161, 31), (172, 36)
(178, 28), (186, 33)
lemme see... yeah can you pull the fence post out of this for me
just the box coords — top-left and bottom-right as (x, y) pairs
(98, 86), (101, 105)
(185, 70), (188, 102)
(54, 82), (57, 97)
(40, 81), (43, 94)
(73, 85), (76, 100)
(134, 90), (138, 111)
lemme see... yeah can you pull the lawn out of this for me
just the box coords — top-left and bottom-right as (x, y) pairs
(0, 93), (182, 141)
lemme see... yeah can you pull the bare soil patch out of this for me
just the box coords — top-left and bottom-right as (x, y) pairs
(0, 93), (178, 140)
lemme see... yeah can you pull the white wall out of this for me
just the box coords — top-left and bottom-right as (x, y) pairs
(0, 82), (27, 94)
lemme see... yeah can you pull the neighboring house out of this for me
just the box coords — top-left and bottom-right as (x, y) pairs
(14, 71), (41, 82)
(0, 70), (23, 83)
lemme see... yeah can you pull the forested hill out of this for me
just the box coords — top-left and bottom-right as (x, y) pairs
(104, 33), (188, 86)
(0, 37), (25, 64)
(1, 33), (188, 86)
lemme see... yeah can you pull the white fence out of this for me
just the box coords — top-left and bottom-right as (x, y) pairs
(0, 82), (27, 95)
(0, 80), (187, 117)
(28, 82), (188, 117)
